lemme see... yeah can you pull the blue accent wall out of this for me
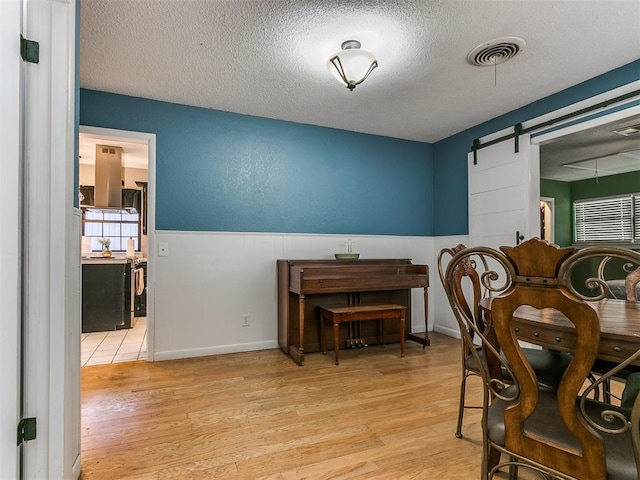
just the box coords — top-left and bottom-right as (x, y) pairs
(79, 60), (639, 236)
(80, 90), (433, 235)
(433, 59), (640, 236)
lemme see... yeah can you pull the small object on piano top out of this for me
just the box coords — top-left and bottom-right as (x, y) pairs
(335, 253), (360, 260)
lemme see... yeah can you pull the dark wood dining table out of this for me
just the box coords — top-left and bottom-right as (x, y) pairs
(479, 297), (640, 365)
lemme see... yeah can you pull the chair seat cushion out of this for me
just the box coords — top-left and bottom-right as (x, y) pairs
(488, 386), (637, 480)
(606, 279), (640, 300)
(465, 348), (571, 389)
(622, 372), (640, 409)
(592, 358), (640, 381)
(519, 348), (572, 389)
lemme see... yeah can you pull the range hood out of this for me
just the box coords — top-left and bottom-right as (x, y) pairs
(90, 144), (140, 213)
(94, 144), (124, 209)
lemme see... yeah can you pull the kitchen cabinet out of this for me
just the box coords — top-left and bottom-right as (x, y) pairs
(79, 185), (94, 207)
(79, 185), (142, 212)
(121, 188), (142, 213)
(82, 259), (133, 333)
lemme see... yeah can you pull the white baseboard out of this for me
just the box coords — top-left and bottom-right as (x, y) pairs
(154, 340), (280, 361)
(433, 324), (460, 339)
(72, 454), (81, 479)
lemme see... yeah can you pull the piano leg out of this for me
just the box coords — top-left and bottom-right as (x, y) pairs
(286, 295), (306, 366)
(400, 309), (406, 357)
(333, 320), (340, 365)
(423, 287), (430, 347)
(406, 287), (430, 347)
(320, 312), (327, 355)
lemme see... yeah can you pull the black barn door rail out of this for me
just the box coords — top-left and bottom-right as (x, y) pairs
(470, 89), (640, 165)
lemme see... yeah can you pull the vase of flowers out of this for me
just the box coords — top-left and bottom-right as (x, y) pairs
(98, 238), (111, 257)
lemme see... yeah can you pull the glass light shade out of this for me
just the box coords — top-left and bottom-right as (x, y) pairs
(327, 47), (377, 90)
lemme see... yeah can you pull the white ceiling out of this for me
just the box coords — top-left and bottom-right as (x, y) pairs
(540, 114), (640, 181)
(79, 0), (640, 179)
(79, 132), (149, 169)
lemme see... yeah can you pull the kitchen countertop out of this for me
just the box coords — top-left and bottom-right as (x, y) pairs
(82, 256), (133, 265)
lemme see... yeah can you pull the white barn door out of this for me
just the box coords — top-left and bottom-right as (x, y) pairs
(468, 133), (540, 250)
(468, 81), (640, 252)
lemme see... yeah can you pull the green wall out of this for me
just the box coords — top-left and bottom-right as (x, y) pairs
(571, 170), (640, 200)
(541, 170), (640, 246)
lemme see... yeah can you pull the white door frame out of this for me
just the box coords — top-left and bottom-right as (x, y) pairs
(79, 126), (157, 361)
(0, 0), (23, 477)
(21, 0), (80, 478)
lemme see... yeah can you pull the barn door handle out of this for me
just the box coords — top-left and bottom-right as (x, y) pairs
(516, 231), (525, 245)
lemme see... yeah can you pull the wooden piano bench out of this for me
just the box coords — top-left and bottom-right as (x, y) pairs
(318, 304), (406, 365)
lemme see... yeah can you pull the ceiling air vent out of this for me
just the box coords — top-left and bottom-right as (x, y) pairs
(612, 124), (640, 136)
(467, 37), (526, 66)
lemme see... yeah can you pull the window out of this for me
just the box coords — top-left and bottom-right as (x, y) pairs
(574, 193), (639, 243)
(83, 210), (140, 251)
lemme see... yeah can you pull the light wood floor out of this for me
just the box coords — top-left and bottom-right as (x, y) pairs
(80, 333), (491, 479)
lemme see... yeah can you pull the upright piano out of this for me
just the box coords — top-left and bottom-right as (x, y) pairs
(277, 258), (429, 365)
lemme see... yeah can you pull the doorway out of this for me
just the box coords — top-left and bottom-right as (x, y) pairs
(540, 197), (555, 243)
(78, 126), (156, 365)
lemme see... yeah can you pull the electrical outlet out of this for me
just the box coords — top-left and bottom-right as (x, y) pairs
(158, 242), (169, 257)
(242, 314), (250, 327)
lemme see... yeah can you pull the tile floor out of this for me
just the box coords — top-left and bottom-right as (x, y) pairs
(81, 317), (147, 366)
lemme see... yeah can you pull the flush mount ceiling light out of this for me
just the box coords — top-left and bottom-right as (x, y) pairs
(327, 40), (378, 91)
(467, 36), (526, 66)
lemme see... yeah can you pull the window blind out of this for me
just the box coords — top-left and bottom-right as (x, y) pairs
(635, 194), (640, 241)
(574, 194), (638, 243)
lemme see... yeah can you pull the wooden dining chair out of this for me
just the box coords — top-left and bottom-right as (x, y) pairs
(460, 239), (640, 479)
(438, 244), (571, 439)
(592, 255), (640, 403)
(598, 256), (640, 301)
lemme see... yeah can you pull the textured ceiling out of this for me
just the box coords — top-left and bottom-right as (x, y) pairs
(80, 0), (640, 145)
(79, 131), (149, 170)
(540, 114), (640, 181)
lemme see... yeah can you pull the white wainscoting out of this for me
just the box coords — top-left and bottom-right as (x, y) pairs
(152, 232), (470, 361)
(431, 236), (469, 339)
